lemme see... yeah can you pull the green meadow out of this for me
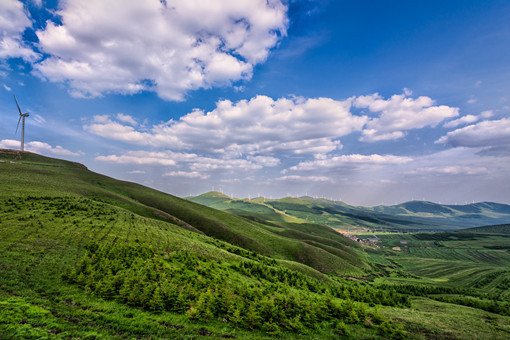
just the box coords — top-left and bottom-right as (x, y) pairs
(1, 150), (510, 339)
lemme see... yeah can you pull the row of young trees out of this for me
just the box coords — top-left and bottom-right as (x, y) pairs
(63, 243), (407, 337)
(377, 283), (510, 316)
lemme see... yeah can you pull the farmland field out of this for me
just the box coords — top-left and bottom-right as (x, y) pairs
(369, 228), (510, 306)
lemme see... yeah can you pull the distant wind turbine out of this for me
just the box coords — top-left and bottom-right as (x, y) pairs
(14, 95), (29, 151)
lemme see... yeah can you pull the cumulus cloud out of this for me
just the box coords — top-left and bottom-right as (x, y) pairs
(163, 171), (209, 179)
(436, 118), (510, 155)
(247, 155), (280, 167)
(480, 110), (493, 118)
(443, 114), (479, 128)
(87, 92), (465, 186)
(32, 0), (288, 100)
(276, 175), (333, 182)
(85, 95), (367, 156)
(95, 150), (194, 166)
(0, 0), (39, 61)
(406, 166), (488, 176)
(290, 154), (413, 171)
(0, 139), (82, 156)
(116, 113), (137, 126)
(355, 93), (459, 142)
(95, 149), (263, 174)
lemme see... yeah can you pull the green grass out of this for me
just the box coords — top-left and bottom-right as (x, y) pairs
(381, 297), (510, 340)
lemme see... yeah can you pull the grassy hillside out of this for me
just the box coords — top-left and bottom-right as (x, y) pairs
(0, 150), (366, 275)
(460, 224), (510, 235)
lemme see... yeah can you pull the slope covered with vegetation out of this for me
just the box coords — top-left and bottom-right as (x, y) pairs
(0, 150), (366, 275)
(0, 150), (409, 338)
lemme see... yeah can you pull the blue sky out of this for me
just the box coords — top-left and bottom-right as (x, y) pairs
(1, 0), (509, 205)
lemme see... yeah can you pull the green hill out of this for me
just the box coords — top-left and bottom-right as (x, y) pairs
(0, 150), (366, 275)
(460, 223), (510, 235)
(190, 193), (510, 232)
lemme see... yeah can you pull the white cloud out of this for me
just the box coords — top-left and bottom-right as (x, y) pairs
(85, 95), (366, 156)
(95, 149), (263, 174)
(467, 98), (477, 104)
(163, 171), (209, 179)
(95, 151), (185, 166)
(33, 114), (46, 124)
(436, 118), (510, 153)
(290, 154), (413, 171)
(480, 110), (493, 118)
(85, 121), (153, 145)
(116, 113), (137, 126)
(128, 170), (145, 174)
(355, 93), (459, 142)
(247, 155), (280, 167)
(33, 0), (288, 100)
(277, 175), (333, 183)
(189, 157), (262, 172)
(443, 114), (479, 128)
(0, 0), (39, 62)
(406, 166), (488, 176)
(0, 139), (82, 156)
(3, 84), (11, 91)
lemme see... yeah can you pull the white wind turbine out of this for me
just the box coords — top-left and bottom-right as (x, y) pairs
(14, 95), (29, 151)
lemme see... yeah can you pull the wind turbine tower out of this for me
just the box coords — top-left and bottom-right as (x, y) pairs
(14, 95), (29, 151)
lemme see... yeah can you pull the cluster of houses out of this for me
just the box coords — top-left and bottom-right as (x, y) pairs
(337, 230), (382, 248)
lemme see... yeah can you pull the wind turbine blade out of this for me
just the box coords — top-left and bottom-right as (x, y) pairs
(15, 116), (21, 134)
(13, 95), (22, 115)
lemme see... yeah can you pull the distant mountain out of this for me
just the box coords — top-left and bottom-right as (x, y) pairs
(189, 193), (510, 232)
(366, 201), (510, 229)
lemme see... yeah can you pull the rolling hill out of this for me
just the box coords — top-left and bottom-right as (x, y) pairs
(0, 149), (366, 275)
(189, 193), (510, 232)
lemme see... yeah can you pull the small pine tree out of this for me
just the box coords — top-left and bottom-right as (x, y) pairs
(334, 320), (348, 336)
(150, 287), (164, 313)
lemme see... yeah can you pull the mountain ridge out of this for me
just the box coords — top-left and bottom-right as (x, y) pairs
(189, 192), (510, 231)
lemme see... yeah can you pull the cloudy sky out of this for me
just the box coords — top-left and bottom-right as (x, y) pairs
(1, 0), (509, 206)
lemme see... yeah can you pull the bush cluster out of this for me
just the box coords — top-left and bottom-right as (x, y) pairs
(63, 243), (407, 336)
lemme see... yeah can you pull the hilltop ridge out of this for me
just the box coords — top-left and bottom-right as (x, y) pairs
(189, 192), (510, 231)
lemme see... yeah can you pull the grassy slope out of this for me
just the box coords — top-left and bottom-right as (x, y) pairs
(362, 229), (510, 339)
(460, 224), (510, 235)
(0, 151), (382, 338)
(0, 150), (366, 275)
(370, 230), (510, 301)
